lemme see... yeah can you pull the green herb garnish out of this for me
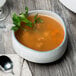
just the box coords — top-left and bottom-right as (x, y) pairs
(11, 7), (43, 32)
(34, 14), (43, 24)
(25, 7), (28, 17)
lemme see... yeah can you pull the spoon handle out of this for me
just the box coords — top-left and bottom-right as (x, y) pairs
(11, 70), (15, 75)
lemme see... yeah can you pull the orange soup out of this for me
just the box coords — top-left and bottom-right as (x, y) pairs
(15, 15), (64, 51)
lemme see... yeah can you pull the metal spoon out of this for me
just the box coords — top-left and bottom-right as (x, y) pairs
(0, 55), (14, 75)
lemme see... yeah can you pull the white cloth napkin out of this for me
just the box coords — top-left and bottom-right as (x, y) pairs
(59, 0), (76, 13)
(0, 54), (32, 76)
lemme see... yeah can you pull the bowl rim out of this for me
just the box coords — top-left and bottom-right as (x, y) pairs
(12, 10), (67, 53)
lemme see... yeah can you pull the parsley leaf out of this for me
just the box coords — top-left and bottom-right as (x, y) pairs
(25, 7), (28, 17)
(12, 13), (21, 27)
(11, 26), (19, 32)
(26, 22), (32, 27)
(33, 14), (43, 24)
(19, 13), (30, 23)
(11, 7), (43, 32)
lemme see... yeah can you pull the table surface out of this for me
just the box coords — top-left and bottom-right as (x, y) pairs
(0, 0), (76, 76)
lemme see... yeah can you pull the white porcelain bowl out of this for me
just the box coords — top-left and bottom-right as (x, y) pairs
(12, 10), (67, 63)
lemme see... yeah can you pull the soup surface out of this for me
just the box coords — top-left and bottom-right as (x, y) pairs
(15, 14), (64, 51)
